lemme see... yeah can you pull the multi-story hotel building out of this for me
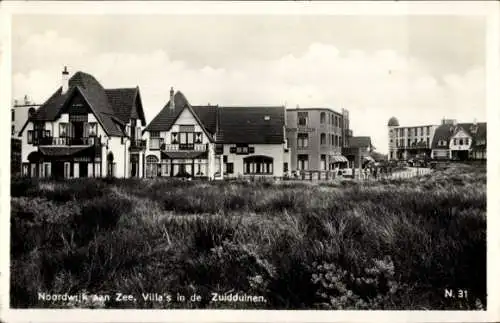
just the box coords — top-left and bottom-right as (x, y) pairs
(387, 117), (438, 161)
(286, 107), (351, 171)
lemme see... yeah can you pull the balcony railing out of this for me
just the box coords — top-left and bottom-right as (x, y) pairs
(34, 136), (101, 146)
(162, 143), (208, 152)
(130, 139), (147, 150)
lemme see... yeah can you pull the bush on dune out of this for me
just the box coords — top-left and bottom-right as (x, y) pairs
(10, 164), (486, 309)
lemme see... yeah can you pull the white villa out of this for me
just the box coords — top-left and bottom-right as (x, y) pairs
(430, 120), (487, 161)
(142, 88), (290, 179)
(18, 67), (147, 178)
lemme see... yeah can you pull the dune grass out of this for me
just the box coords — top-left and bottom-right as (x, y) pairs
(10, 163), (486, 309)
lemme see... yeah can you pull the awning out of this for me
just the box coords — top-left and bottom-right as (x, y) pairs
(161, 151), (208, 159)
(330, 155), (348, 163)
(39, 146), (94, 157)
(363, 156), (375, 162)
(27, 151), (42, 162)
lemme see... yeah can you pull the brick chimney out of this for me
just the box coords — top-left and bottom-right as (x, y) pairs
(62, 66), (69, 94)
(169, 86), (175, 110)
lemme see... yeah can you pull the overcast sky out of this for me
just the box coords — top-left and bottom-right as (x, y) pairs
(12, 15), (486, 153)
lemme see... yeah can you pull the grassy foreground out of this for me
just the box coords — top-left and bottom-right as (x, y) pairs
(10, 163), (486, 309)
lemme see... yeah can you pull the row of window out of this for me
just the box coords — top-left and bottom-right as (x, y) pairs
(393, 127), (431, 137)
(319, 111), (343, 127)
(394, 138), (430, 148)
(296, 154), (345, 171)
(437, 140), (447, 146)
(145, 157), (209, 177)
(144, 155), (275, 176)
(59, 122), (98, 137)
(21, 162), (107, 178)
(297, 111), (344, 128)
(297, 133), (343, 149)
(149, 131), (203, 149)
(453, 138), (470, 146)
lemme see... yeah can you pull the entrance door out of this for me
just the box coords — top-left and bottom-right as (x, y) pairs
(131, 162), (138, 177)
(457, 150), (468, 161)
(53, 161), (65, 179)
(79, 162), (88, 178)
(73, 122), (84, 145)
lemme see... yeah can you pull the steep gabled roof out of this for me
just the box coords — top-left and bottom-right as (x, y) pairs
(431, 122), (487, 149)
(143, 92), (214, 140)
(349, 136), (372, 148)
(192, 105), (218, 134)
(216, 106), (285, 144)
(20, 71), (142, 137)
(105, 87), (147, 126)
(144, 91), (286, 145)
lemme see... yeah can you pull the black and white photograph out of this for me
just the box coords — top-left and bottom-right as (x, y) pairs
(0, 1), (499, 322)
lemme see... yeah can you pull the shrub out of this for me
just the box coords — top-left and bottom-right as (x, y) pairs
(70, 194), (133, 246)
(9, 165), (487, 309)
(10, 177), (39, 197)
(312, 256), (398, 309)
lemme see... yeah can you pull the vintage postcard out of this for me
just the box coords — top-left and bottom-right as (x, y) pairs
(0, 1), (498, 322)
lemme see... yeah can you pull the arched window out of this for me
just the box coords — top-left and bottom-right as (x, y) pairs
(320, 112), (326, 124)
(146, 155), (159, 177)
(320, 133), (326, 145)
(243, 155), (273, 175)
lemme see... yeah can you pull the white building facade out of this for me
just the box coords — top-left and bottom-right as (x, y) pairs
(387, 116), (438, 161)
(142, 88), (290, 179)
(18, 68), (147, 178)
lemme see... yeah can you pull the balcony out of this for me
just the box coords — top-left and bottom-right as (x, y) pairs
(129, 139), (147, 151)
(33, 136), (101, 146)
(162, 143), (208, 152)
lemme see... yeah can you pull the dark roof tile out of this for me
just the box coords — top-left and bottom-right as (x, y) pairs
(217, 106), (285, 144)
(143, 92), (191, 132)
(144, 91), (286, 145)
(431, 122), (486, 149)
(27, 71), (144, 137)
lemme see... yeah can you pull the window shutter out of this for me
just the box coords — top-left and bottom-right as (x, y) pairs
(83, 123), (89, 137)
